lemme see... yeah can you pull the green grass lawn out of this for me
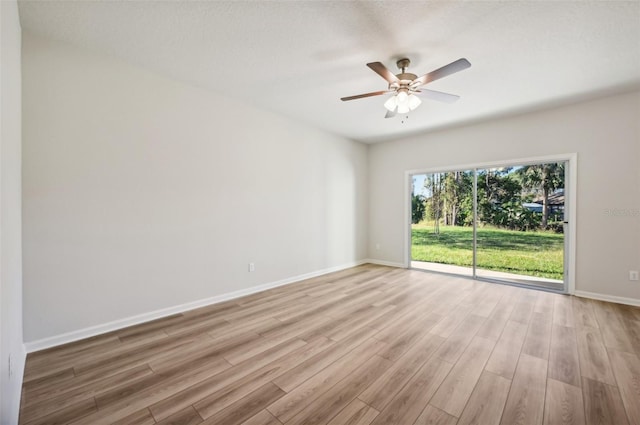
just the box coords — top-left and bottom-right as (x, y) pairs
(412, 223), (564, 280)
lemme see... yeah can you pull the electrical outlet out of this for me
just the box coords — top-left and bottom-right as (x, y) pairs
(248, 263), (255, 272)
(375, 243), (381, 250)
(8, 355), (13, 378)
(630, 270), (639, 281)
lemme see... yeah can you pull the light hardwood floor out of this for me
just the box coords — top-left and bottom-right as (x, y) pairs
(19, 265), (640, 425)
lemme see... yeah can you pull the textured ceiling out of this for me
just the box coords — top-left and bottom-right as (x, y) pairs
(18, 1), (640, 143)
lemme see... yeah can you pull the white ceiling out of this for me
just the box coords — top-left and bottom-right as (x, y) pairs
(18, 1), (640, 143)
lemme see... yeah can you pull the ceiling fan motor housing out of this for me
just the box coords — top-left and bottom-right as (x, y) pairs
(395, 73), (418, 82)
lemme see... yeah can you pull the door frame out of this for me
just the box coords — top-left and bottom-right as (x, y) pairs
(403, 153), (577, 294)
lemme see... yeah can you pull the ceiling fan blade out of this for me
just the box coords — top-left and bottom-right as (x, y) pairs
(412, 58), (471, 87)
(415, 89), (460, 103)
(385, 108), (397, 119)
(341, 90), (390, 101)
(367, 62), (400, 84)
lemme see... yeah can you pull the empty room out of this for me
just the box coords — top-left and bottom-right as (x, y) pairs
(2, 1), (640, 425)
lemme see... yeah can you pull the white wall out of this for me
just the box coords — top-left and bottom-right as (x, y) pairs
(22, 33), (368, 345)
(0, 0), (25, 423)
(369, 91), (640, 302)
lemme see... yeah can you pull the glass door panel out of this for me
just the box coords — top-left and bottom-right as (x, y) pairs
(474, 163), (566, 290)
(411, 171), (474, 277)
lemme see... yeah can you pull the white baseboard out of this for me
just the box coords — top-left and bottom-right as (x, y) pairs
(365, 258), (406, 268)
(25, 260), (367, 353)
(574, 290), (640, 307)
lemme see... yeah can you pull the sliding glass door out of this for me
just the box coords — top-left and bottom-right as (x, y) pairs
(410, 160), (569, 292)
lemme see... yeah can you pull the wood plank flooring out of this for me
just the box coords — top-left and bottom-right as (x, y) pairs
(19, 265), (640, 425)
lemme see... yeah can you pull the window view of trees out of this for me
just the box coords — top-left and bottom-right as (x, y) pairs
(414, 163), (565, 232)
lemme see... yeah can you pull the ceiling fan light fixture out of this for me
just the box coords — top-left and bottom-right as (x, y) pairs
(397, 103), (410, 114)
(384, 95), (398, 112)
(396, 89), (411, 113)
(408, 94), (422, 111)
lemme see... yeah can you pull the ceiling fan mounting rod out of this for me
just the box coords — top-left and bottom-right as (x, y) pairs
(394, 58), (417, 82)
(396, 58), (411, 73)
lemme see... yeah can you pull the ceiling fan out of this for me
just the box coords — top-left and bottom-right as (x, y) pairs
(341, 57), (471, 118)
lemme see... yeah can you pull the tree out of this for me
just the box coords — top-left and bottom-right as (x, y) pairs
(424, 173), (444, 234)
(412, 194), (426, 224)
(443, 172), (460, 226)
(440, 171), (475, 226)
(475, 168), (547, 230)
(517, 163), (565, 228)
(421, 171), (474, 229)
